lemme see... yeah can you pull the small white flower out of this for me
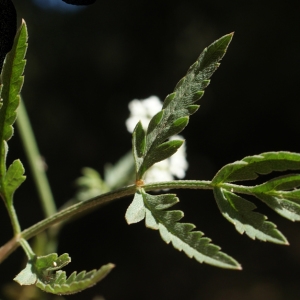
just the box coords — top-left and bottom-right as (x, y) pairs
(126, 95), (162, 133)
(169, 136), (188, 179)
(126, 96), (188, 182)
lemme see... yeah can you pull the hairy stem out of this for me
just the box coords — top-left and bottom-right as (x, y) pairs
(0, 180), (253, 263)
(144, 181), (254, 194)
(0, 184), (137, 263)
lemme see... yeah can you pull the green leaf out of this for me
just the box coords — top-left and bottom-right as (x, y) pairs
(186, 104), (200, 115)
(132, 121), (146, 174)
(213, 187), (288, 244)
(211, 152), (300, 224)
(147, 110), (164, 134)
(14, 253), (71, 286)
(14, 253), (114, 295)
(141, 139), (184, 174)
(75, 167), (109, 201)
(141, 190), (241, 269)
(251, 175), (300, 221)
(167, 116), (190, 137)
(125, 190), (145, 224)
(14, 261), (37, 285)
(35, 253), (71, 271)
(134, 33), (233, 179)
(35, 264), (114, 295)
(0, 20), (28, 204)
(212, 152), (300, 184)
(255, 192), (300, 222)
(0, 20), (27, 143)
(1, 159), (26, 206)
(104, 151), (135, 190)
(252, 174), (300, 192)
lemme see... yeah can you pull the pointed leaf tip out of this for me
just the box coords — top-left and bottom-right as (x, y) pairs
(133, 33), (233, 178)
(214, 187), (288, 245)
(251, 174), (300, 222)
(142, 191), (241, 269)
(212, 152), (300, 184)
(15, 253), (114, 295)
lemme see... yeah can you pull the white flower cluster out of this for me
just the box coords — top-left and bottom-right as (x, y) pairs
(126, 96), (188, 182)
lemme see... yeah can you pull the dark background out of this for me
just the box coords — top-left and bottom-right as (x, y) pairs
(1, 1), (300, 299)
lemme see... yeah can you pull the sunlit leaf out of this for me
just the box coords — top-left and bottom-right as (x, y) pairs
(0, 19), (27, 143)
(134, 34), (233, 179)
(250, 174), (300, 221)
(141, 190), (241, 269)
(14, 253), (114, 295)
(212, 152), (300, 184)
(214, 187), (287, 244)
(125, 191), (145, 224)
(0, 20), (27, 205)
(1, 159), (26, 206)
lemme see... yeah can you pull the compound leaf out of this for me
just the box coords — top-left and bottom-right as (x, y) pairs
(134, 33), (233, 179)
(0, 20), (27, 202)
(0, 19), (27, 143)
(14, 253), (71, 286)
(14, 253), (114, 295)
(140, 190), (241, 269)
(35, 264), (114, 295)
(251, 174), (300, 221)
(212, 152), (300, 184)
(214, 187), (287, 244)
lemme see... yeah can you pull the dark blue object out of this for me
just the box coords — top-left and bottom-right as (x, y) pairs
(62, 0), (96, 4)
(32, 0), (83, 12)
(0, 0), (95, 73)
(32, 0), (95, 11)
(0, 0), (17, 73)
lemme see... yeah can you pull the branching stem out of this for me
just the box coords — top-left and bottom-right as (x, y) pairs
(0, 179), (253, 264)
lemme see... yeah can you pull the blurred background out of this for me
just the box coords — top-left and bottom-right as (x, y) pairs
(1, 0), (300, 299)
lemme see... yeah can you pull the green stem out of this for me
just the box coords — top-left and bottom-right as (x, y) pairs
(16, 98), (56, 217)
(0, 180), (21, 235)
(8, 204), (21, 234)
(0, 179), (253, 263)
(22, 184), (137, 241)
(144, 180), (212, 191)
(218, 182), (255, 195)
(19, 238), (35, 260)
(144, 180), (254, 195)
